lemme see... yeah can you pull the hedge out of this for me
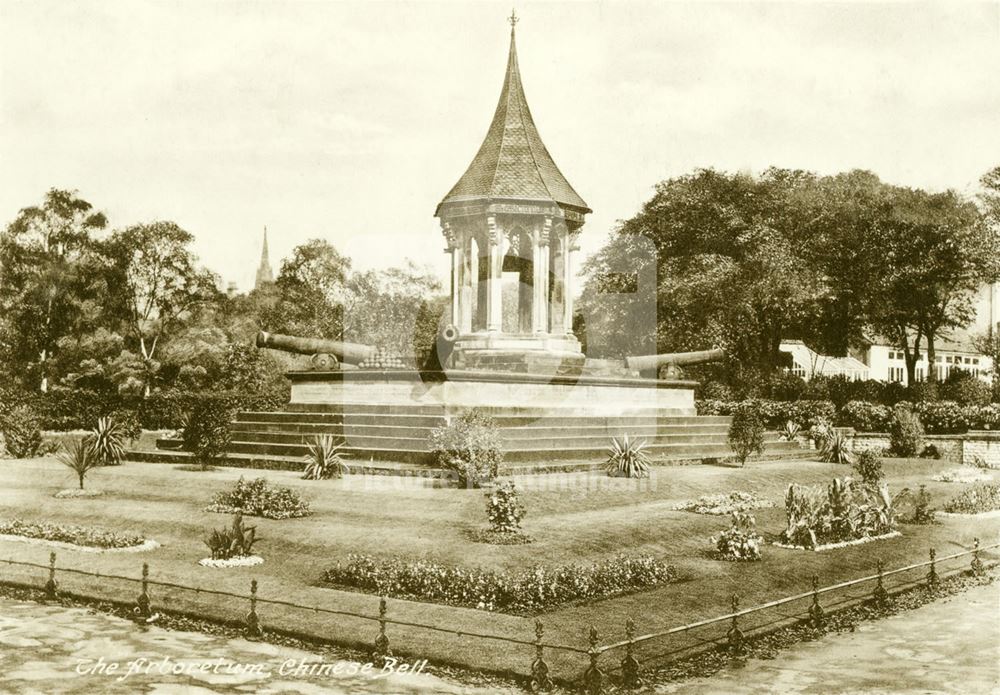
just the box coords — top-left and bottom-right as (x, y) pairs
(696, 398), (1000, 435)
(0, 386), (289, 431)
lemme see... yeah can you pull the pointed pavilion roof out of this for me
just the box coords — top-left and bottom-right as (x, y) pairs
(437, 23), (590, 216)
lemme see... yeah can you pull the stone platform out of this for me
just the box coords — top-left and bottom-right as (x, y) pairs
(148, 369), (800, 469)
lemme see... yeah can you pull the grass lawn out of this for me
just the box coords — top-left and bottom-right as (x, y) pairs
(0, 453), (997, 682)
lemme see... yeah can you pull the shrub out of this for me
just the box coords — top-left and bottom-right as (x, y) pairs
(808, 418), (834, 448)
(429, 410), (503, 488)
(911, 401), (966, 434)
(605, 433), (651, 478)
(1, 404), (43, 459)
(940, 369), (991, 406)
(321, 553), (676, 613)
(713, 511), (763, 561)
(728, 407), (764, 467)
(90, 417), (126, 466)
(206, 477), (311, 519)
(906, 381), (939, 403)
(204, 512), (259, 560)
(943, 483), (1000, 514)
(908, 484), (936, 524)
(675, 491), (774, 515)
(485, 480), (525, 533)
(821, 430), (854, 465)
(779, 420), (801, 441)
(853, 449), (883, 486)
(781, 477), (903, 548)
(109, 408), (142, 444)
(0, 519), (144, 548)
(182, 397), (233, 470)
(841, 401), (893, 432)
(58, 438), (100, 490)
(889, 405), (924, 457)
(302, 435), (348, 480)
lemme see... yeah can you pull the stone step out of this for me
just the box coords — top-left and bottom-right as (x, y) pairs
(234, 411), (729, 428)
(228, 422), (732, 438)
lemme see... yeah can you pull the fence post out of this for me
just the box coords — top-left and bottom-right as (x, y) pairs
(244, 579), (263, 640)
(373, 597), (391, 659)
(971, 538), (986, 577)
(726, 593), (744, 655)
(529, 619), (553, 693)
(926, 549), (939, 592)
(44, 552), (57, 600)
(620, 616), (641, 689)
(808, 575), (824, 629)
(582, 626), (603, 695)
(872, 559), (889, 607)
(134, 563), (152, 620)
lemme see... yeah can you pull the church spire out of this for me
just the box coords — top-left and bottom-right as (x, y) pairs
(255, 226), (274, 289)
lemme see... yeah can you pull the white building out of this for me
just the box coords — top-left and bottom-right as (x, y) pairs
(782, 283), (999, 384)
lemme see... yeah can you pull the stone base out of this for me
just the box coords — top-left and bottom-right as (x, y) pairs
(287, 369), (697, 416)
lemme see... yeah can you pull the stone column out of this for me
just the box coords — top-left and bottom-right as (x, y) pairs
(459, 236), (473, 333)
(564, 231), (578, 335)
(443, 223), (460, 327)
(533, 219), (551, 334)
(486, 217), (502, 333)
(549, 233), (565, 334)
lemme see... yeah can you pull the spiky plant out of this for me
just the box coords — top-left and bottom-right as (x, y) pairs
(58, 438), (100, 490)
(605, 434), (651, 478)
(90, 417), (126, 466)
(204, 513), (259, 560)
(303, 435), (349, 480)
(779, 420), (801, 442)
(821, 429), (855, 465)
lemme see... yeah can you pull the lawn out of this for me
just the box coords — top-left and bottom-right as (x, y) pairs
(0, 453), (996, 683)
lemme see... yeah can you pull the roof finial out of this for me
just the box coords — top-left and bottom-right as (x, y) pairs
(508, 8), (519, 30)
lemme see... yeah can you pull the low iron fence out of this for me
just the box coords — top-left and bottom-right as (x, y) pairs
(2, 538), (997, 693)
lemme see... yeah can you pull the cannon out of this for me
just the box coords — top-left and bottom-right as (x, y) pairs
(256, 325), (460, 371)
(626, 348), (725, 378)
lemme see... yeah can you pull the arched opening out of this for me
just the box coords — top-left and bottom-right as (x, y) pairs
(501, 228), (533, 334)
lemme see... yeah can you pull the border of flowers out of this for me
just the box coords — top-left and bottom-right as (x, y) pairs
(772, 530), (901, 552)
(0, 534), (159, 554)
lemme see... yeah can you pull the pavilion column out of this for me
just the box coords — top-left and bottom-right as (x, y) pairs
(563, 231), (577, 335)
(549, 234), (565, 334)
(532, 220), (551, 334)
(459, 237), (473, 333)
(443, 224), (461, 327)
(486, 217), (503, 333)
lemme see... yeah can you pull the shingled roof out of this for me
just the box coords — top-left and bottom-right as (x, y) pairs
(437, 27), (590, 215)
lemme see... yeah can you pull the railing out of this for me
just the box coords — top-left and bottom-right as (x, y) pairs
(2, 538), (996, 693)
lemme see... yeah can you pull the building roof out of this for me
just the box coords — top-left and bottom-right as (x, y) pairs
(436, 26), (590, 216)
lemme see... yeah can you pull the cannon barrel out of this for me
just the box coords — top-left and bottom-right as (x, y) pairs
(256, 331), (376, 365)
(626, 348), (725, 372)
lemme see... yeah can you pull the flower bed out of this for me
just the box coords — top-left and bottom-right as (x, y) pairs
(321, 554), (676, 613)
(931, 468), (993, 484)
(772, 530), (901, 552)
(198, 555), (264, 568)
(206, 477), (311, 519)
(780, 478), (903, 550)
(942, 483), (1000, 514)
(0, 519), (148, 550)
(674, 491), (774, 515)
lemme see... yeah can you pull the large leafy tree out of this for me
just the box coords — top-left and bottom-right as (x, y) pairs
(344, 261), (444, 353)
(0, 189), (109, 391)
(105, 221), (220, 394)
(580, 169), (827, 380)
(270, 239), (352, 340)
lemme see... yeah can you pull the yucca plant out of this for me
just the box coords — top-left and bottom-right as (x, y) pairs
(605, 434), (651, 478)
(90, 417), (126, 466)
(820, 429), (854, 465)
(779, 420), (801, 442)
(204, 513), (259, 560)
(303, 435), (349, 480)
(58, 438), (100, 490)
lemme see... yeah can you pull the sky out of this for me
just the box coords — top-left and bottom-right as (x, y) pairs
(2, 1), (999, 291)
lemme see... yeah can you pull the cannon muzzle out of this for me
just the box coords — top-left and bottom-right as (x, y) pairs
(256, 331), (376, 365)
(626, 348), (725, 372)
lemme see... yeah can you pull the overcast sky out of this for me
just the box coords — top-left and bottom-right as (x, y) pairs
(2, 1), (998, 291)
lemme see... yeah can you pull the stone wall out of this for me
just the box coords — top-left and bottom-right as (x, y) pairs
(847, 429), (1000, 467)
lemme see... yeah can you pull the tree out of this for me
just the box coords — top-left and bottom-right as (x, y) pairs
(0, 189), (108, 391)
(106, 221), (219, 395)
(580, 169), (827, 382)
(271, 239), (351, 339)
